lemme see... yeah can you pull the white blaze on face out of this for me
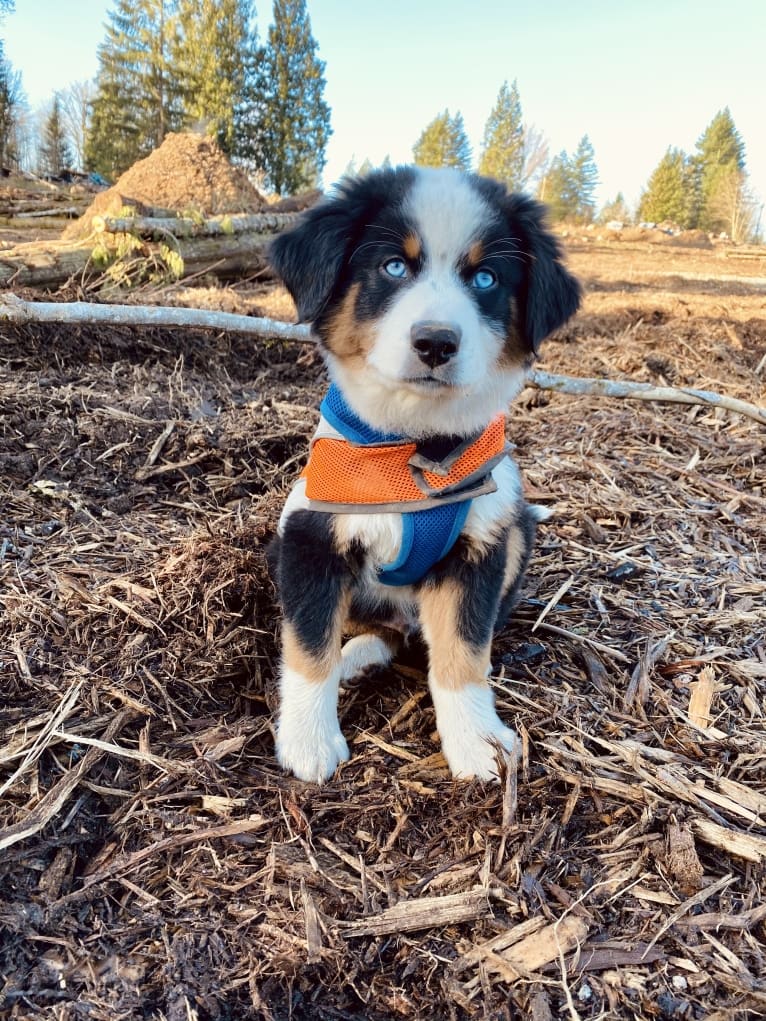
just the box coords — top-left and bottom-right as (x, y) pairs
(367, 168), (503, 387)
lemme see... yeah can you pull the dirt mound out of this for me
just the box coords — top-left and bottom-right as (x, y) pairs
(64, 133), (266, 239)
(665, 228), (714, 249)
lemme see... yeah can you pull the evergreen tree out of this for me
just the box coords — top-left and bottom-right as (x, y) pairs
(570, 135), (598, 221)
(232, 22), (266, 169)
(540, 137), (598, 222)
(598, 192), (630, 224)
(540, 151), (576, 221)
(252, 0), (331, 195)
(692, 108), (747, 231)
(413, 110), (471, 170)
(39, 94), (72, 175)
(478, 80), (524, 190)
(637, 147), (689, 224)
(174, 0), (254, 154)
(85, 0), (182, 178)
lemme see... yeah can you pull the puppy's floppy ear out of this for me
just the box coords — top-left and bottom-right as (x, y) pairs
(268, 198), (356, 323)
(506, 194), (581, 354)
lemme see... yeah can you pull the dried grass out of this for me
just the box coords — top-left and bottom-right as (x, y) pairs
(1, 240), (765, 1019)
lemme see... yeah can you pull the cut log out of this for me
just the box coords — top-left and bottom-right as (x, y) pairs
(0, 239), (95, 290)
(12, 206), (82, 219)
(93, 211), (300, 239)
(0, 224), (292, 289)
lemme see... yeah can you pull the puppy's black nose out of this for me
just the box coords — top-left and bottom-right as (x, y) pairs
(410, 322), (462, 368)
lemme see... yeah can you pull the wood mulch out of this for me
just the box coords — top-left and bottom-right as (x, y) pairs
(1, 252), (765, 1019)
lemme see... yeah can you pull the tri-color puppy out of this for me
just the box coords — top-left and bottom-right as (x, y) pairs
(268, 166), (580, 783)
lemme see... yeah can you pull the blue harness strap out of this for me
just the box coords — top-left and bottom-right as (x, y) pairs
(318, 386), (472, 587)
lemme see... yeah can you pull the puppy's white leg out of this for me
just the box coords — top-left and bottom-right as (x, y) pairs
(429, 681), (518, 780)
(340, 633), (394, 684)
(276, 661), (348, 783)
(420, 579), (517, 780)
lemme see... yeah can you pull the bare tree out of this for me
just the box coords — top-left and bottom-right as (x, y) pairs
(708, 167), (759, 243)
(60, 80), (94, 170)
(0, 54), (24, 167)
(521, 123), (549, 194)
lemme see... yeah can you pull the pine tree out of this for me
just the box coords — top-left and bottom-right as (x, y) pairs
(174, 0), (254, 154)
(85, 0), (182, 179)
(598, 192), (630, 225)
(540, 137), (598, 223)
(38, 94), (73, 176)
(252, 0), (331, 195)
(570, 135), (598, 222)
(478, 80), (524, 190)
(413, 110), (471, 170)
(540, 151), (576, 221)
(637, 148), (689, 225)
(692, 108), (747, 232)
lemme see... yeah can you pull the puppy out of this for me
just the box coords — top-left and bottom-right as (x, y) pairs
(268, 166), (580, 783)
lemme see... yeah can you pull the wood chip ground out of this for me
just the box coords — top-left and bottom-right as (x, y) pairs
(1, 237), (765, 1019)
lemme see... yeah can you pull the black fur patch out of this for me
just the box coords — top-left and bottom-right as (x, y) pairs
(495, 506), (539, 631)
(473, 180), (582, 353)
(268, 167), (416, 325)
(271, 510), (355, 657)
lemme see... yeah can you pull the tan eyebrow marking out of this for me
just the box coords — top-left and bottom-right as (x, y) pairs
(467, 240), (484, 267)
(403, 232), (422, 261)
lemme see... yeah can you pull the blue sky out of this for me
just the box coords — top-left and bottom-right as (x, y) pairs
(4, 0), (766, 215)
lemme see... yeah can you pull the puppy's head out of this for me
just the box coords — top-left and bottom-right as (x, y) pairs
(270, 166), (580, 436)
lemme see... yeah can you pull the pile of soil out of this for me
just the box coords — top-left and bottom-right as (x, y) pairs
(64, 133), (266, 239)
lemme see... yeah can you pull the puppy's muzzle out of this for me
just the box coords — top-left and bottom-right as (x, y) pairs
(410, 321), (462, 369)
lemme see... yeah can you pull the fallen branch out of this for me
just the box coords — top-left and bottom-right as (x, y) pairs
(93, 210), (299, 239)
(527, 368), (766, 426)
(0, 294), (310, 343)
(10, 206), (82, 219)
(1, 296), (764, 426)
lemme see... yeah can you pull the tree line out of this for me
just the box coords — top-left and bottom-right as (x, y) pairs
(0, 1), (761, 241)
(1, 0), (330, 196)
(408, 83), (759, 242)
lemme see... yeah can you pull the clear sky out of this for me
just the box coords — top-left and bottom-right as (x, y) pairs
(4, 0), (766, 215)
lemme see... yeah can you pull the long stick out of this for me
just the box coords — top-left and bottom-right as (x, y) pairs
(527, 368), (766, 426)
(1, 296), (764, 426)
(0, 293), (311, 344)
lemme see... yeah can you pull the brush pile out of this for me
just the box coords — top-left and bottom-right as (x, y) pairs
(1, 244), (765, 1018)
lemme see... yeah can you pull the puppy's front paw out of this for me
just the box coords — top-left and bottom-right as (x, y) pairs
(277, 665), (348, 783)
(442, 719), (519, 780)
(276, 720), (349, 784)
(432, 683), (519, 781)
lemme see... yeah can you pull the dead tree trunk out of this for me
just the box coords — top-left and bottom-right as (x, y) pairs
(0, 228), (289, 289)
(92, 211), (300, 239)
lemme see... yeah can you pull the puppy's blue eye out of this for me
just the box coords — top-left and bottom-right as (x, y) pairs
(383, 258), (408, 279)
(472, 268), (497, 290)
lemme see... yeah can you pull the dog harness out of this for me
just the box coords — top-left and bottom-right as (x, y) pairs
(301, 384), (509, 586)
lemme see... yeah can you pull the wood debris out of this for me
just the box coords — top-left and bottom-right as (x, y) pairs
(1, 237), (765, 1017)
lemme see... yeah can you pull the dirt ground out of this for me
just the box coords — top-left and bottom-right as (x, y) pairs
(1, 237), (765, 1020)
